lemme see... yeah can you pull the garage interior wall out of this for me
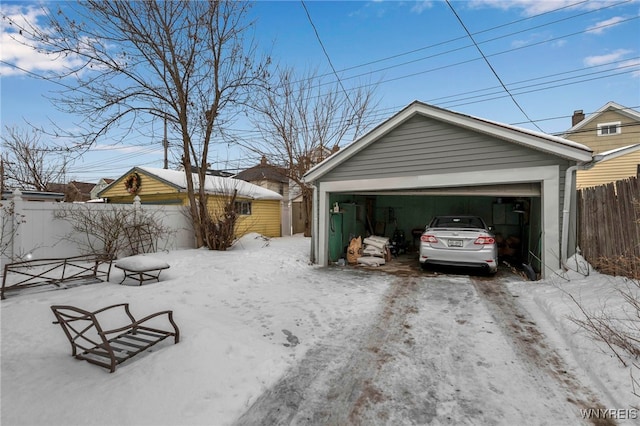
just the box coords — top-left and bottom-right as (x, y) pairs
(327, 193), (543, 272)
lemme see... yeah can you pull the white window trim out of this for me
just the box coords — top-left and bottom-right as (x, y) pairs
(235, 201), (252, 215)
(597, 121), (621, 136)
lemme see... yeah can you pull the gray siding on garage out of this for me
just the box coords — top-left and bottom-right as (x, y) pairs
(322, 115), (571, 182)
(318, 113), (573, 257)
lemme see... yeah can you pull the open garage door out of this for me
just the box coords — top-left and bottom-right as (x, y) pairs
(326, 183), (542, 274)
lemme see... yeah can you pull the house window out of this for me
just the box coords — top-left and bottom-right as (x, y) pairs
(235, 201), (252, 215)
(597, 121), (621, 136)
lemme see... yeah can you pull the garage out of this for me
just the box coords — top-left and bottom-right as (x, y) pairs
(303, 101), (595, 278)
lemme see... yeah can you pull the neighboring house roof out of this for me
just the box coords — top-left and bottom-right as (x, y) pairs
(564, 101), (640, 189)
(101, 167), (283, 200)
(46, 180), (95, 202)
(235, 157), (289, 183)
(562, 101), (640, 136)
(595, 144), (640, 161)
(304, 101), (594, 182)
(177, 165), (234, 177)
(89, 178), (115, 200)
(45, 183), (65, 193)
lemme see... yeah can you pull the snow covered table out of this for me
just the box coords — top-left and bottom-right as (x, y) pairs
(114, 255), (170, 286)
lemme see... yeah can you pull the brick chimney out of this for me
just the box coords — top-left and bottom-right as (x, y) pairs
(572, 110), (585, 126)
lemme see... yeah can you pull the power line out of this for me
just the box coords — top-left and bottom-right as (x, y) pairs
(425, 57), (640, 105)
(309, 1), (636, 89)
(4, 1), (636, 133)
(3, 1), (638, 173)
(443, 2), (534, 130)
(443, 67), (639, 109)
(320, 0), (606, 78)
(299, 0), (357, 116)
(254, 10), (639, 128)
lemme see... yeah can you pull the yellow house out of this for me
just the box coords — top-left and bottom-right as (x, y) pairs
(98, 166), (282, 237)
(563, 102), (640, 189)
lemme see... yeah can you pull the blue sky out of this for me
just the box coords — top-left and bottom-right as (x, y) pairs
(1, 0), (639, 184)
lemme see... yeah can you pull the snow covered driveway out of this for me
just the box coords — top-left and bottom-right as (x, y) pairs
(235, 267), (611, 425)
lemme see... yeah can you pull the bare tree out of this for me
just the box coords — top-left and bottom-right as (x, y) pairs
(1, 126), (66, 191)
(244, 67), (378, 236)
(3, 1), (269, 248)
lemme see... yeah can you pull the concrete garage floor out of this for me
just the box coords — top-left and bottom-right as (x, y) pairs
(358, 252), (527, 282)
(235, 255), (611, 425)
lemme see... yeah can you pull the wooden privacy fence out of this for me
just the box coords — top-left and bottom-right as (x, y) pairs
(578, 176), (640, 278)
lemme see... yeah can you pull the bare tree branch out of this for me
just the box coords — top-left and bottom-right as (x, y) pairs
(4, 1), (270, 248)
(242, 67), (379, 235)
(1, 126), (66, 191)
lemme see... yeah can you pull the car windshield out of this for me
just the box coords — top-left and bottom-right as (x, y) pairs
(431, 217), (485, 229)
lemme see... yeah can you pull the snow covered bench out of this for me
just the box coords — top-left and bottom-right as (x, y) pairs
(51, 303), (180, 373)
(114, 255), (170, 286)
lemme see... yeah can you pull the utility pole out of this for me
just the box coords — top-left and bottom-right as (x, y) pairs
(162, 34), (169, 170)
(163, 113), (168, 169)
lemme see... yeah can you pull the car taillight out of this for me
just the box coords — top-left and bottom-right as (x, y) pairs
(421, 234), (438, 243)
(474, 236), (495, 245)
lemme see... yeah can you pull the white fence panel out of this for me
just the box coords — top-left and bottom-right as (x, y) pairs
(1, 190), (195, 267)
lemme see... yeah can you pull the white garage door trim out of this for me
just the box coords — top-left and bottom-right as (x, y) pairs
(313, 165), (560, 278)
(332, 182), (541, 197)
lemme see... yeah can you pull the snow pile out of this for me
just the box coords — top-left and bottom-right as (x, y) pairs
(507, 255), (640, 415)
(115, 254), (170, 272)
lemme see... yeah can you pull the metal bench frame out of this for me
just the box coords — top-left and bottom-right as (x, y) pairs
(51, 303), (180, 373)
(1, 254), (112, 300)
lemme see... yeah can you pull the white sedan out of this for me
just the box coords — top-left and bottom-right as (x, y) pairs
(419, 215), (498, 274)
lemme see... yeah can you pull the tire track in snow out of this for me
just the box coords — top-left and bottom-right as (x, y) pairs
(233, 277), (421, 425)
(234, 261), (615, 425)
(471, 277), (616, 426)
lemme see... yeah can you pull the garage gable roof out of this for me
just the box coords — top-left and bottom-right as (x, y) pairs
(304, 101), (593, 182)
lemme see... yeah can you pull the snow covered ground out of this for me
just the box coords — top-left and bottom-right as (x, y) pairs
(1, 234), (638, 425)
(507, 260), (640, 424)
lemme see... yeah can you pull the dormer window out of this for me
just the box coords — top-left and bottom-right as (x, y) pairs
(597, 121), (621, 136)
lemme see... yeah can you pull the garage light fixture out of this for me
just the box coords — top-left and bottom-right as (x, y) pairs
(512, 201), (526, 214)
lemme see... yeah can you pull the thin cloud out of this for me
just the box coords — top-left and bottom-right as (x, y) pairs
(619, 58), (640, 78)
(411, 1), (434, 14)
(583, 49), (633, 66)
(585, 16), (626, 34)
(510, 32), (558, 49)
(0, 4), (83, 77)
(468, 0), (615, 17)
